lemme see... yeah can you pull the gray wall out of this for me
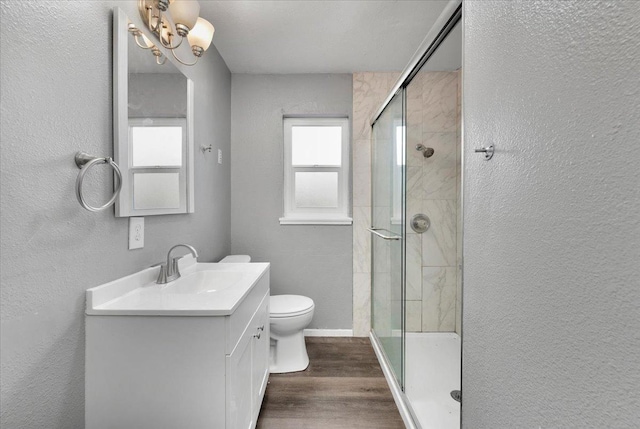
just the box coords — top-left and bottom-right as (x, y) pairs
(231, 74), (353, 329)
(0, 2), (231, 428)
(462, 1), (640, 428)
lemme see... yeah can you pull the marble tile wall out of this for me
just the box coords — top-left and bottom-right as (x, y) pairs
(351, 71), (462, 337)
(455, 69), (462, 336)
(352, 72), (400, 336)
(406, 70), (461, 333)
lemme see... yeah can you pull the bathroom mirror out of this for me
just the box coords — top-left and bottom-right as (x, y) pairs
(113, 8), (195, 217)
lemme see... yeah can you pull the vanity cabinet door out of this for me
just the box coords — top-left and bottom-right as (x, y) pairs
(226, 291), (270, 429)
(226, 329), (253, 429)
(251, 297), (270, 420)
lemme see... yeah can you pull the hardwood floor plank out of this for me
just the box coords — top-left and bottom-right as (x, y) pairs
(256, 337), (404, 429)
(257, 417), (403, 429)
(262, 377), (398, 407)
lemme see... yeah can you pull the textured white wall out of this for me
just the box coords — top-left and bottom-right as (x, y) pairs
(462, 1), (640, 427)
(0, 2), (231, 427)
(230, 74), (353, 329)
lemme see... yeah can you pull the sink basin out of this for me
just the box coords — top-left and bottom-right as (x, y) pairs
(85, 255), (270, 316)
(164, 271), (244, 294)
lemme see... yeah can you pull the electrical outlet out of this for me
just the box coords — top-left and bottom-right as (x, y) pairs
(128, 217), (144, 250)
(218, 149), (223, 164)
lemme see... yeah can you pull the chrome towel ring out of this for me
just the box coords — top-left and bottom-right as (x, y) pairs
(74, 151), (123, 212)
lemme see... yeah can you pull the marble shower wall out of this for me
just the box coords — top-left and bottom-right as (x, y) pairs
(352, 72), (400, 336)
(406, 69), (462, 333)
(352, 71), (462, 337)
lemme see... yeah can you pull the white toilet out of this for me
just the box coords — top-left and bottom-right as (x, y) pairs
(219, 255), (315, 374)
(269, 294), (314, 373)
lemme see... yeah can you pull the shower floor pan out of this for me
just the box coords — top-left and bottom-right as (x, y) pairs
(405, 332), (461, 429)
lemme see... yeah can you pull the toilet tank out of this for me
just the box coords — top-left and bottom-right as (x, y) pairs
(219, 255), (251, 263)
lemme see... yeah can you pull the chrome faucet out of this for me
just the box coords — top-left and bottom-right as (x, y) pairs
(155, 244), (199, 284)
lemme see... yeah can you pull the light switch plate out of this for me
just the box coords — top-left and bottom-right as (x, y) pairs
(129, 217), (144, 250)
(218, 149), (223, 164)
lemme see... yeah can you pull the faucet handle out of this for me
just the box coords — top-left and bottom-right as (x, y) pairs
(154, 263), (169, 284)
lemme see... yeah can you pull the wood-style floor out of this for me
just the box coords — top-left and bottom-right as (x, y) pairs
(256, 337), (405, 429)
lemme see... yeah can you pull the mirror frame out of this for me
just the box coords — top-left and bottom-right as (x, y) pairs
(113, 7), (195, 217)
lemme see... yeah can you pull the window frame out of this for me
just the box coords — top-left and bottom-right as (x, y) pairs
(119, 117), (191, 216)
(280, 117), (352, 225)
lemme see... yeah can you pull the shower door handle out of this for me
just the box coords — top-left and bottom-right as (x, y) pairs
(367, 228), (401, 241)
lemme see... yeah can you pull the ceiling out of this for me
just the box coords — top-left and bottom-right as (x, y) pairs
(198, 0), (451, 74)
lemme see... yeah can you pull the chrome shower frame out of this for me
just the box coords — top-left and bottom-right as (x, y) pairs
(368, 1), (464, 428)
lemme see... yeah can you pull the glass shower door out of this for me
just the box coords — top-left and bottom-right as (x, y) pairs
(371, 90), (405, 387)
(368, 6), (462, 427)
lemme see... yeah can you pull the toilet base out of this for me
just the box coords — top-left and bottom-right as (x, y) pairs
(269, 331), (309, 373)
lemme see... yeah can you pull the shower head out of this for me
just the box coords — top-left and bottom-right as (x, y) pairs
(415, 144), (435, 158)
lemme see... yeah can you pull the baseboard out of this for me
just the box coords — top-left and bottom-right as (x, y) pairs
(303, 329), (353, 337)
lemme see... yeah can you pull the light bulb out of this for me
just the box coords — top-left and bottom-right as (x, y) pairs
(169, 0), (200, 30)
(187, 17), (214, 52)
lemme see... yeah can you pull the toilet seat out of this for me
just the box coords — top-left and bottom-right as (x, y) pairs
(270, 295), (314, 318)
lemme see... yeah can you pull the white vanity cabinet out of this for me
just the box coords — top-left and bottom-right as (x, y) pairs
(226, 293), (270, 429)
(85, 262), (270, 429)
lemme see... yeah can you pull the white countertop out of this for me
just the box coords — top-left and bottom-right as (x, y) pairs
(86, 256), (270, 316)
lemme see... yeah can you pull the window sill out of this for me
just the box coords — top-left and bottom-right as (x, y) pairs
(279, 216), (353, 225)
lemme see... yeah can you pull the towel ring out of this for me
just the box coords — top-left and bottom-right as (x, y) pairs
(75, 151), (123, 212)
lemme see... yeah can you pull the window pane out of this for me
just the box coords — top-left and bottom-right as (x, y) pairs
(131, 126), (183, 167)
(395, 125), (405, 166)
(133, 172), (180, 209)
(292, 126), (342, 166)
(295, 172), (338, 208)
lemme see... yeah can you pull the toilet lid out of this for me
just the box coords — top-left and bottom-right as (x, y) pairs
(270, 295), (314, 317)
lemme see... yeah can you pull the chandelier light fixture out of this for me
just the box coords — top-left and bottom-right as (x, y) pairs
(128, 23), (168, 65)
(131, 0), (215, 66)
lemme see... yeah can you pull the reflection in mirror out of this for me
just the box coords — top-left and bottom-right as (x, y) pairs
(113, 8), (195, 217)
(131, 124), (184, 167)
(133, 173), (181, 210)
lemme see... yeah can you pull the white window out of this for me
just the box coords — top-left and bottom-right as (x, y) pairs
(392, 122), (405, 224)
(280, 117), (352, 225)
(119, 117), (191, 216)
